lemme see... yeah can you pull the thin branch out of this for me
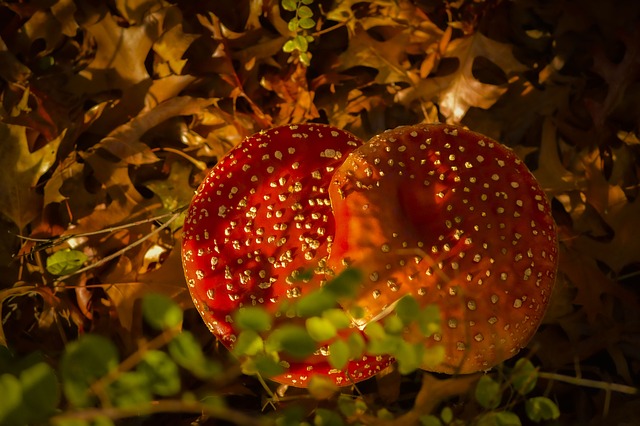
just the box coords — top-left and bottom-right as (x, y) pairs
(16, 206), (187, 254)
(54, 210), (184, 283)
(49, 399), (271, 426)
(538, 372), (638, 395)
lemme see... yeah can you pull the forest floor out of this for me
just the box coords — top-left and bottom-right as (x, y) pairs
(1, 0), (639, 425)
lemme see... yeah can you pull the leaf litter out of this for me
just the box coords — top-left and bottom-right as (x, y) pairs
(0, 0), (639, 423)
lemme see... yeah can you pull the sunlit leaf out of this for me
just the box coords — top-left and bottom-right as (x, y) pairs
(308, 375), (338, 400)
(46, 249), (87, 276)
(328, 339), (349, 370)
(281, 0), (297, 12)
(233, 330), (264, 357)
(525, 397), (560, 422)
(0, 374), (22, 425)
(306, 317), (337, 342)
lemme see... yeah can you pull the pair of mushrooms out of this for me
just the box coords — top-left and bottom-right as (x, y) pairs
(181, 123), (558, 388)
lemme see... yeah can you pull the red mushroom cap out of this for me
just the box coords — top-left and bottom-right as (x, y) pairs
(328, 123), (558, 374)
(182, 124), (392, 387)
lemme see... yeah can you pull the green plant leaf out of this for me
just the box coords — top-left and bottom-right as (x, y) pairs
(511, 358), (537, 395)
(168, 332), (221, 379)
(377, 408), (394, 420)
(525, 397), (560, 422)
(346, 332), (365, 359)
(298, 17), (315, 29)
(107, 371), (151, 408)
(314, 408), (345, 426)
(297, 5), (313, 18)
(266, 325), (316, 360)
(419, 415), (443, 426)
(396, 295), (420, 325)
(418, 304), (441, 337)
(142, 293), (183, 330)
(324, 268), (362, 298)
(306, 317), (337, 341)
(60, 334), (119, 407)
(19, 362), (60, 423)
(328, 339), (349, 370)
(0, 374), (22, 425)
(138, 350), (180, 396)
(384, 315), (404, 335)
(322, 309), (351, 329)
(368, 334), (402, 356)
(287, 17), (299, 32)
(364, 321), (386, 340)
(440, 406), (454, 424)
(234, 306), (272, 332)
(251, 355), (286, 377)
(395, 341), (420, 375)
(275, 406), (306, 426)
(421, 345), (445, 369)
(475, 375), (502, 409)
(46, 249), (87, 276)
(281, 0), (297, 11)
(476, 411), (522, 426)
(296, 290), (337, 317)
(233, 330), (265, 357)
(308, 375), (338, 400)
(283, 39), (296, 53)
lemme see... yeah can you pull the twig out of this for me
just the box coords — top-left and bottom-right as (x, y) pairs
(49, 398), (271, 426)
(54, 209), (184, 283)
(538, 371), (638, 395)
(16, 207), (187, 253)
(153, 147), (208, 171)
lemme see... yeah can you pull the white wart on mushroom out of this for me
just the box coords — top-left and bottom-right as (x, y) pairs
(328, 124), (558, 374)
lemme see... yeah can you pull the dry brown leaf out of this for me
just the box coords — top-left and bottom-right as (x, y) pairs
(0, 123), (60, 230)
(105, 242), (192, 339)
(398, 32), (528, 123)
(76, 9), (165, 92)
(91, 96), (216, 165)
(261, 64), (319, 125)
(531, 118), (587, 195)
(336, 27), (412, 85)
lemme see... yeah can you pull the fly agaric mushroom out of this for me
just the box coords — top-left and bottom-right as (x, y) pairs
(328, 123), (558, 374)
(181, 124), (392, 387)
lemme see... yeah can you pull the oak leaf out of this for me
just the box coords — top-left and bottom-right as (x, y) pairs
(336, 27), (412, 85)
(397, 32), (527, 123)
(0, 124), (60, 230)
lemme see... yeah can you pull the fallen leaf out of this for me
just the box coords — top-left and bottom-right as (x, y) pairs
(0, 124), (61, 230)
(336, 27), (412, 85)
(398, 32), (528, 123)
(260, 63), (319, 125)
(105, 241), (192, 340)
(76, 8), (165, 92)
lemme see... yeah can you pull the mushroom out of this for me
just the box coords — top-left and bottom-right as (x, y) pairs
(181, 124), (392, 387)
(327, 123), (558, 374)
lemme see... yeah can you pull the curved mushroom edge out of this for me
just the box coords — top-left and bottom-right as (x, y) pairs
(328, 123), (559, 374)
